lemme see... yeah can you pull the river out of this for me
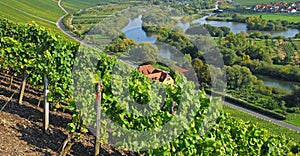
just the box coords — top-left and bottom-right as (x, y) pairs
(121, 15), (157, 43)
(122, 14), (299, 59)
(122, 15), (300, 91)
(256, 75), (299, 92)
(179, 15), (299, 38)
(122, 15), (182, 60)
(123, 14), (299, 42)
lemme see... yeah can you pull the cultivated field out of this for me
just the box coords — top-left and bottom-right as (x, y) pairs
(234, 0), (299, 5)
(242, 13), (300, 23)
(0, 0), (104, 34)
(0, 0), (63, 33)
(61, 0), (112, 13)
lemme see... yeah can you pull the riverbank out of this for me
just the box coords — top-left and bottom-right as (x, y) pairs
(256, 74), (300, 92)
(54, 0), (300, 137)
(199, 13), (300, 37)
(120, 12), (300, 128)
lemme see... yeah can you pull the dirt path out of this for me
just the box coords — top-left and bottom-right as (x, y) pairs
(58, 0), (68, 15)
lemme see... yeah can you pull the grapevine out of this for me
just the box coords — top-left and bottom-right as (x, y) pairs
(0, 18), (299, 155)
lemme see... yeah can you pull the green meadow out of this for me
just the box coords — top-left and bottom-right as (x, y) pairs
(61, 0), (98, 13)
(0, 0), (64, 33)
(242, 13), (300, 23)
(0, 0), (104, 34)
(286, 113), (300, 127)
(62, 0), (108, 13)
(1, 0), (64, 21)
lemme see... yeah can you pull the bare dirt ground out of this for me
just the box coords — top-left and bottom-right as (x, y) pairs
(0, 72), (134, 156)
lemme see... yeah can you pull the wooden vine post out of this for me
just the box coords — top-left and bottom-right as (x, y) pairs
(9, 75), (13, 89)
(18, 74), (27, 104)
(95, 81), (103, 156)
(44, 76), (49, 133)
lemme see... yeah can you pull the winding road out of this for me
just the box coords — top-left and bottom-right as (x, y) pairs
(56, 0), (86, 45)
(55, 1), (300, 133)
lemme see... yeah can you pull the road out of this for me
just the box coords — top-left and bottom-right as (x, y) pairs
(56, 0), (90, 46)
(55, 1), (300, 133)
(56, 15), (94, 47)
(223, 99), (300, 133)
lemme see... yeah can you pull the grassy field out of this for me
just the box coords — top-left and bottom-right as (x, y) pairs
(242, 13), (300, 23)
(286, 113), (300, 127)
(234, 0), (298, 6)
(0, 0), (107, 36)
(61, 0), (112, 13)
(0, 0), (64, 33)
(0, 0), (63, 22)
(61, 0), (142, 13)
(0, 0), (110, 34)
(61, 0), (99, 13)
(223, 105), (300, 142)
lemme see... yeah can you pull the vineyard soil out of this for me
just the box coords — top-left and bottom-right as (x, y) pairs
(0, 72), (134, 156)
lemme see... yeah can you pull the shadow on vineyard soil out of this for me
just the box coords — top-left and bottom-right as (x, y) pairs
(0, 72), (135, 155)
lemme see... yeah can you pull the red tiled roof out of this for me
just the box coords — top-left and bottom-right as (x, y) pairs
(138, 64), (173, 82)
(138, 65), (156, 75)
(146, 72), (162, 82)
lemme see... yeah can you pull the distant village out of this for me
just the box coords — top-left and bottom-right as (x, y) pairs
(242, 1), (300, 13)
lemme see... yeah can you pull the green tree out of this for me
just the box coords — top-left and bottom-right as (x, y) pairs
(285, 86), (300, 108)
(295, 32), (300, 38)
(266, 22), (275, 31)
(232, 13), (245, 22)
(226, 65), (256, 89)
(221, 48), (238, 65)
(128, 42), (159, 63)
(192, 58), (210, 87)
(225, 33), (248, 55)
(106, 35), (135, 53)
(219, 26), (231, 36)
